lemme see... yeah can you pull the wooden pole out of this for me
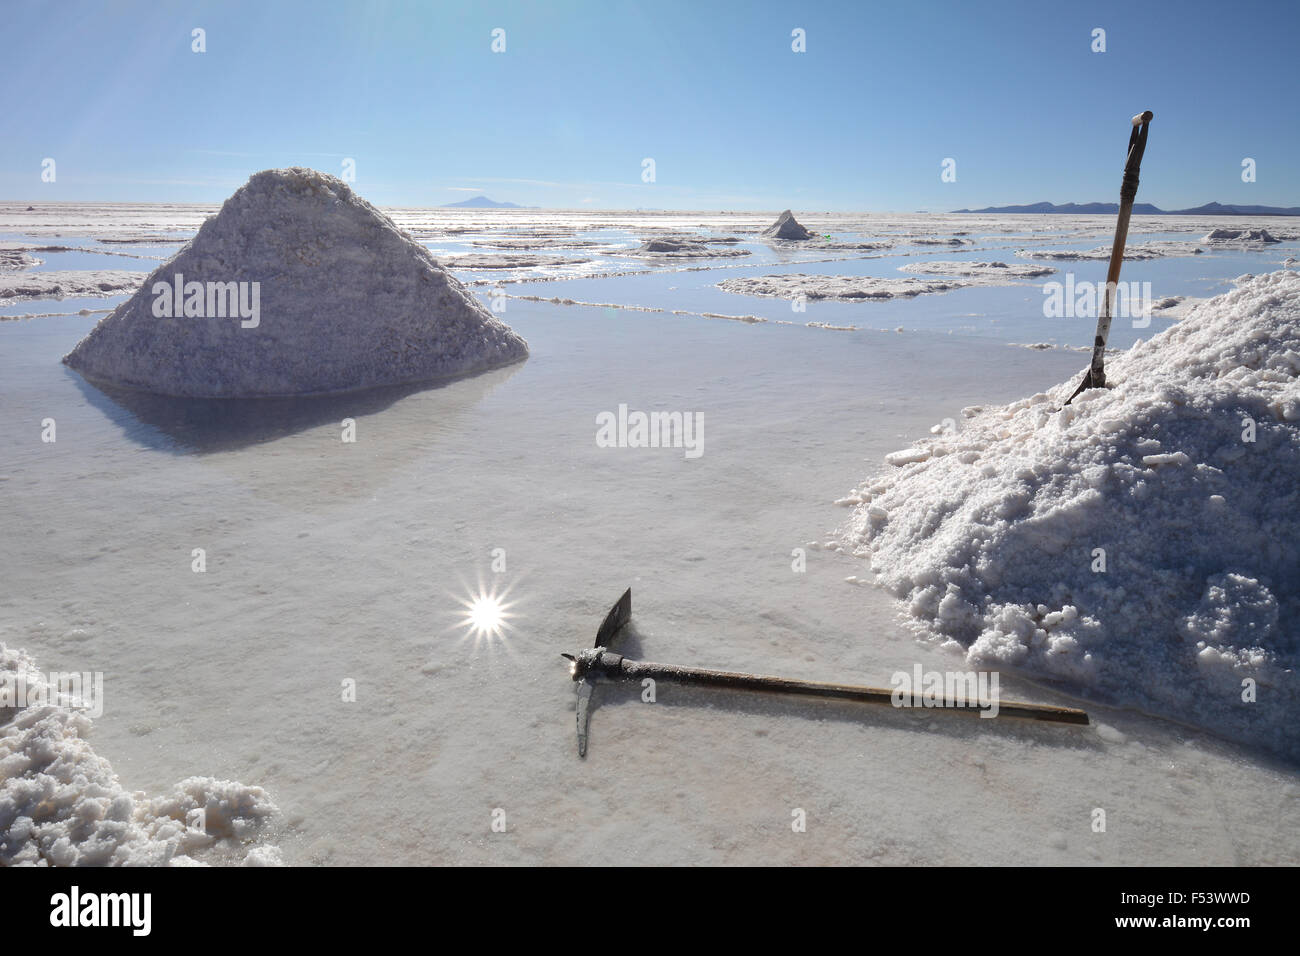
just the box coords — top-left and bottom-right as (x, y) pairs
(1066, 110), (1153, 404)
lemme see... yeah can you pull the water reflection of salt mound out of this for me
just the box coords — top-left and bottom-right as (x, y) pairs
(63, 168), (528, 398)
(73, 361), (523, 511)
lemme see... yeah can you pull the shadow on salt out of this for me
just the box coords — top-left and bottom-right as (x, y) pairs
(69, 362), (522, 456)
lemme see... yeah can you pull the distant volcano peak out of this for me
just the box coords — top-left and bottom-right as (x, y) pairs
(441, 195), (532, 209)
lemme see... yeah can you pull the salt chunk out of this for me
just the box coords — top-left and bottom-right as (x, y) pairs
(1142, 452), (1191, 467)
(885, 447), (931, 466)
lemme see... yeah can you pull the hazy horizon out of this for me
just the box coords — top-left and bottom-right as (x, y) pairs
(6, 192), (1298, 215)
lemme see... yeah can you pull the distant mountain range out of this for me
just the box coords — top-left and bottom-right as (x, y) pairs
(441, 195), (535, 209)
(952, 201), (1300, 216)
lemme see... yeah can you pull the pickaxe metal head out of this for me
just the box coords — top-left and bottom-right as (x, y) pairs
(561, 588), (631, 756)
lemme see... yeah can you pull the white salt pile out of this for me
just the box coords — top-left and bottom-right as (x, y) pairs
(1, 643), (280, 865)
(908, 237), (970, 246)
(440, 252), (588, 269)
(761, 209), (814, 240)
(1017, 241), (1205, 261)
(1202, 228), (1280, 245)
(842, 270), (1300, 760)
(901, 261), (1056, 279)
(64, 168), (528, 397)
(720, 273), (969, 301)
(625, 237), (751, 258)
(819, 239), (893, 251)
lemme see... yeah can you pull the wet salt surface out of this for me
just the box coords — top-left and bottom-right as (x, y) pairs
(0, 232), (162, 286)
(4, 208), (1294, 347)
(498, 232), (1298, 350)
(2, 207), (1298, 865)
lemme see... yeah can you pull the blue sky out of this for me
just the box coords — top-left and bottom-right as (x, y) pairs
(4, 0), (1297, 210)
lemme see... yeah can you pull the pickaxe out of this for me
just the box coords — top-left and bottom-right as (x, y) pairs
(562, 589), (1089, 757)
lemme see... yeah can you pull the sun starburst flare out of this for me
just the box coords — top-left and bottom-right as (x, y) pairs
(452, 581), (519, 649)
(466, 593), (504, 636)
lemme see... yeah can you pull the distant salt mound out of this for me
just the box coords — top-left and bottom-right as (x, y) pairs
(440, 252), (587, 269)
(1202, 228), (1280, 244)
(1018, 241), (1205, 261)
(900, 261), (1056, 279)
(761, 209), (813, 241)
(909, 237), (971, 246)
(64, 168), (528, 397)
(627, 237), (751, 258)
(841, 270), (1300, 760)
(1, 643), (280, 865)
(720, 273), (969, 301)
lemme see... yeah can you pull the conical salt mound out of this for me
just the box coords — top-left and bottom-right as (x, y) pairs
(761, 209), (813, 240)
(64, 167), (528, 397)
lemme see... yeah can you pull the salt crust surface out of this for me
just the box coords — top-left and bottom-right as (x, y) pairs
(0, 270), (142, 304)
(719, 273), (972, 301)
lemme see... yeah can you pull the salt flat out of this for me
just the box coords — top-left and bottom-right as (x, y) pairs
(2, 204), (1298, 865)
